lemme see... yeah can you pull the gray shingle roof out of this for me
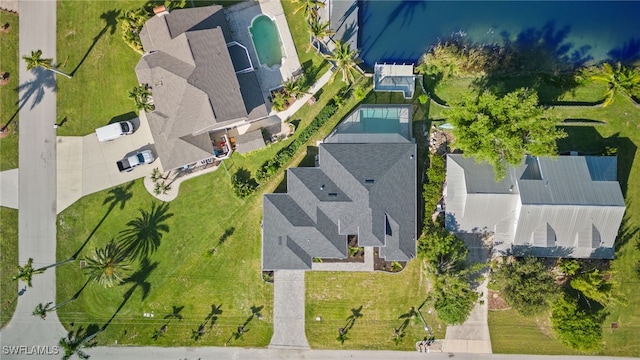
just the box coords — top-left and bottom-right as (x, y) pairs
(445, 154), (626, 259)
(135, 5), (267, 170)
(234, 129), (266, 154)
(262, 106), (417, 270)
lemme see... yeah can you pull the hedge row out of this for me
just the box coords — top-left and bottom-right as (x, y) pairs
(256, 101), (339, 182)
(422, 153), (446, 226)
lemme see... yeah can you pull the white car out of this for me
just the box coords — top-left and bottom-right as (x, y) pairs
(96, 121), (134, 142)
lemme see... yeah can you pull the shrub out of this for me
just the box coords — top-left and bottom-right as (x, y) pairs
(423, 154), (446, 225)
(353, 86), (367, 101)
(121, 8), (150, 54)
(418, 93), (429, 105)
(256, 101), (338, 183)
(231, 167), (258, 199)
(551, 293), (606, 352)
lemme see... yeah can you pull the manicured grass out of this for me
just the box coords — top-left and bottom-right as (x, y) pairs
(488, 310), (578, 355)
(55, 77), (354, 348)
(281, 0), (329, 76)
(433, 75), (607, 105)
(306, 260), (446, 350)
(55, 0), (146, 136)
(0, 11), (19, 171)
(429, 77), (640, 356)
(0, 207), (18, 328)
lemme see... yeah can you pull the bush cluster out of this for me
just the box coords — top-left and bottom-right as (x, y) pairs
(256, 101), (338, 182)
(422, 154), (445, 225)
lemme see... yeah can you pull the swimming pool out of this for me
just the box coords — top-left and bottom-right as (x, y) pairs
(358, 1), (640, 69)
(249, 15), (283, 68)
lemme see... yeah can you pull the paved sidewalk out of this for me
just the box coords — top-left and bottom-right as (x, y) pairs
(443, 233), (493, 354)
(1, 1), (67, 359)
(276, 69), (333, 120)
(269, 270), (310, 349)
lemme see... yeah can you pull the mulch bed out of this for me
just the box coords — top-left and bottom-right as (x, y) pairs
(319, 235), (364, 263)
(488, 290), (510, 311)
(373, 247), (406, 272)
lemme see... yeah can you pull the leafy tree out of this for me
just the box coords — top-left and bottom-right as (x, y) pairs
(570, 269), (622, 308)
(13, 258), (45, 287)
(119, 202), (173, 260)
(231, 167), (259, 199)
(282, 76), (308, 100)
(84, 240), (131, 288)
(58, 331), (97, 360)
(551, 293), (606, 352)
(324, 40), (363, 85)
(447, 89), (566, 180)
(23, 49), (72, 79)
(432, 272), (478, 324)
(558, 258), (580, 277)
(418, 227), (468, 274)
(591, 62), (640, 107)
(492, 257), (560, 316)
(307, 17), (334, 52)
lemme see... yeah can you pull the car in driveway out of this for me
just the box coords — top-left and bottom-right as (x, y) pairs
(96, 121), (134, 142)
(117, 150), (154, 172)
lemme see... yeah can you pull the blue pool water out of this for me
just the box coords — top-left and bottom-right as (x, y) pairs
(250, 15), (283, 68)
(358, 1), (640, 68)
(360, 108), (401, 133)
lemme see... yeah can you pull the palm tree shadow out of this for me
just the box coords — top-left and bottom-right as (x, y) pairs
(70, 182), (135, 260)
(205, 303), (223, 329)
(101, 258), (158, 331)
(2, 68), (54, 129)
(120, 202), (174, 261)
(70, 9), (120, 77)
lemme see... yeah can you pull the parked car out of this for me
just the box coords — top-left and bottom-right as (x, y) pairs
(116, 150), (154, 172)
(96, 121), (134, 142)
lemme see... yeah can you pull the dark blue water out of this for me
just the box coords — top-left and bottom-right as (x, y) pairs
(358, 1), (640, 68)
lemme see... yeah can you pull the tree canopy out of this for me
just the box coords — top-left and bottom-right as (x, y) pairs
(491, 256), (560, 316)
(448, 88), (566, 179)
(551, 293), (606, 352)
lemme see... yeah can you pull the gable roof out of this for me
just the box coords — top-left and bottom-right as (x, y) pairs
(445, 154), (626, 259)
(135, 5), (267, 170)
(262, 106), (417, 270)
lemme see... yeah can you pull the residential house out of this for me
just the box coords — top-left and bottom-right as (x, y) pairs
(135, 5), (269, 170)
(262, 105), (417, 270)
(445, 154), (626, 258)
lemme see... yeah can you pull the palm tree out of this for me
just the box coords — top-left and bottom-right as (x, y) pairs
(119, 202), (173, 260)
(23, 50), (72, 79)
(13, 258), (44, 287)
(84, 240), (131, 288)
(58, 331), (97, 360)
(293, 0), (325, 22)
(591, 62), (640, 107)
(307, 18), (334, 53)
(324, 40), (363, 85)
(33, 302), (55, 319)
(128, 84), (154, 112)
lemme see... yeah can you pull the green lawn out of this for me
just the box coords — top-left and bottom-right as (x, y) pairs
(306, 260), (446, 350)
(281, 0), (329, 78)
(0, 207), (18, 328)
(0, 10), (19, 171)
(55, 0), (146, 136)
(488, 310), (578, 355)
(431, 84), (640, 356)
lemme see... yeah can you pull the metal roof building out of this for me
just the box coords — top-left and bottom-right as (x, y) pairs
(445, 154), (626, 259)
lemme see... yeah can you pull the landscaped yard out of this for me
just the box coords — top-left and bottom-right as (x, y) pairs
(306, 259), (446, 350)
(0, 10), (19, 171)
(431, 75), (640, 356)
(0, 207), (18, 328)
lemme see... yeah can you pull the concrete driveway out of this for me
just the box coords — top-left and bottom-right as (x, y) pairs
(56, 113), (160, 213)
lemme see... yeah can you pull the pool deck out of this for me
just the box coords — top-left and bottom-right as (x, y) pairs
(225, 1), (301, 115)
(328, 0), (359, 49)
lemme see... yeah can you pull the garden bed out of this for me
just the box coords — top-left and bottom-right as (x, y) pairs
(319, 235), (364, 263)
(373, 248), (406, 272)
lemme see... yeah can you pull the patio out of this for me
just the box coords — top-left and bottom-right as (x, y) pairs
(225, 0), (302, 115)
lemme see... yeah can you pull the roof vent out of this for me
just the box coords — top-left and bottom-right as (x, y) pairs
(278, 236), (282, 245)
(365, 179), (375, 184)
(320, 184), (325, 190)
(328, 192), (338, 197)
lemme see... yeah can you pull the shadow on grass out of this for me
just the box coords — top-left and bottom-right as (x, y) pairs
(273, 171), (288, 194)
(152, 305), (184, 341)
(102, 258), (158, 332)
(70, 182), (135, 260)
(191, 303), (224, 341)
(224, 305), (263, 346)
(337, 305), (363, 344)
(557, 126), (636, 196)
(298, 146), (318, 168)
(70, 9), (120, 77)
(119, 202), (174, 261)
